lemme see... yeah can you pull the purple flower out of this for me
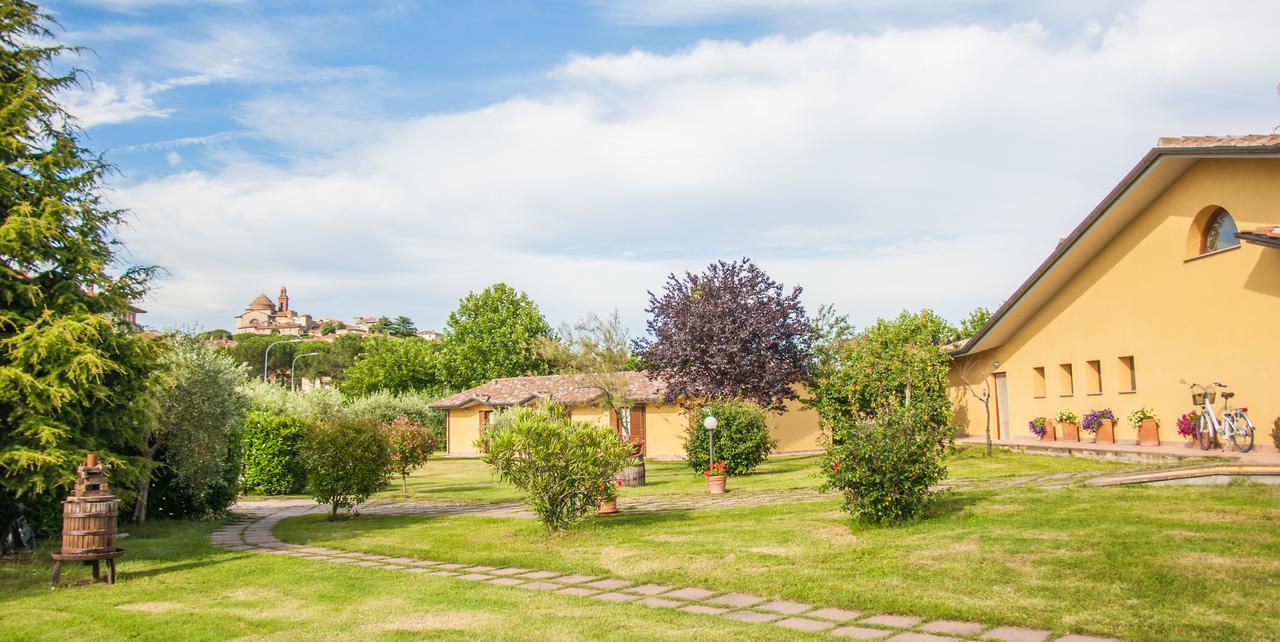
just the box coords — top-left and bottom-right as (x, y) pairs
(1081, 408), (1115, 434)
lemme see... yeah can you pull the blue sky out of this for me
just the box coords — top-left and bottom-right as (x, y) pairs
(48, 0), (1280, 334)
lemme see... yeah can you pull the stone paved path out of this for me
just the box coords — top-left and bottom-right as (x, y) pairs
(212, 502), (1124, 642)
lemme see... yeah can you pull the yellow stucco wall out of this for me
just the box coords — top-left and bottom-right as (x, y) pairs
(444, 393), (824, 458)
(950, 158), (1280, 444)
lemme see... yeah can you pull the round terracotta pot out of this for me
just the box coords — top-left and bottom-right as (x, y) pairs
(1060, 422), (1080, 442)
(1137, 418), (1160, 446)
(598, 498), (618, 515)
(706, 475), (727, 495)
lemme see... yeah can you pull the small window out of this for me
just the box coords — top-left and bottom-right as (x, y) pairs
(1059, 363), (1074, 396)
(1201, 208), (1240, 254)
(1118, 356), (1136, 393)
(1086, 360), (1102, 395)
(1032, 367), (1046, 398)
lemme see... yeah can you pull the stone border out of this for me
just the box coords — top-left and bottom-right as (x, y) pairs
(210, 503), (1122, 642)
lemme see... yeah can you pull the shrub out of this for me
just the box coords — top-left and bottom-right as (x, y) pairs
(1127, 407), (1159, 428)
(383, 415), (439, 493)
(344, 390), (447, 447)
(243, 380), (345, 421)
(685, 400), (775, 476)
(1177, 412), (1201, 438)
(241, 410), (310, 495)
(1028, 417), (1047, 438)
(1273, 417), (1279, 449)
(821, 409), (953, 524)
(301, 416), (392, 518)
(1081, 408), (1115, 434)
(1053, 410), (1078, 425)
(478, 403), (633, 531)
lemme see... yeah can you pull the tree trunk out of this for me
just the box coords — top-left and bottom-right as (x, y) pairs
(330, 501), (338, 520)
(133, 478), (149, 525)
(402, 473), (409, 494)
(983, 398), (993, 457)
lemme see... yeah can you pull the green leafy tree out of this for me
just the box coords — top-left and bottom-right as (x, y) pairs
(318, 320), (345, 336)
(196, 328), (233, 342)
(478, 402), (633, 531)
(340, 337), (444, 396)
(135, 338), (249, 523)
(369, 315), (417, 338)
(956, 307), (992, 342)
(221, 334), (301, 382)
(293, 334), (367, 383)
(540, 310), (636, 412)
(441, 283), (553, 389)
(0, 4), (160, 525)
(301, 416), (392, 518)
(382, 414), (438, 494)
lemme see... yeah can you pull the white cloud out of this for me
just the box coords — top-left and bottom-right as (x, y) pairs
(61, 74), (210, 128)
(114, 0), (1280, 332)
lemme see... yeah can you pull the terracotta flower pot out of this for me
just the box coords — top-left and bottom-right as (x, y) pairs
(1041, 420), (1057, 441)
(1138, 418), (1160, 446)
(1095, 419), (1115, 444)
(1060, 422), (1080, 442)
(598, 498), (618, 515)
(706, 475), (727, 495)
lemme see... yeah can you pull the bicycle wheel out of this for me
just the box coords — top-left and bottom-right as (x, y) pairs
(1198, 414), (1213, 450)
(1228, 412), (1255, 453)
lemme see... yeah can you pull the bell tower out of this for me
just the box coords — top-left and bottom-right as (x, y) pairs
(278, 286), (289, 312)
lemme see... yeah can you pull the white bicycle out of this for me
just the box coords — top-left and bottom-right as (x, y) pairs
(1188, 382), (1255, 453)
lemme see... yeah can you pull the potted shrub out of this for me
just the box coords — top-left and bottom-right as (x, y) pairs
(704, 462), (727, 495)
(1028, 416), (1054, 441)
(1054, 410), (1080, 442)
(598, 478), (622, 515)
(1126, 408), (1160, 446)
(1082, 409), (1116, 444)
(1176, 412), (1200, 448)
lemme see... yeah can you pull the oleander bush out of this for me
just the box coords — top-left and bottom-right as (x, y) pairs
(301, 416), (392, 518)
(685, 400), (775, 476)
(478, 402), (633, 531)
(241, 410), (310, 495)
(821, 408), (954, 524)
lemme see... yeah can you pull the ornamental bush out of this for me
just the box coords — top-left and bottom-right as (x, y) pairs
(1272, 417), (1279, 449)
(478, 403), (633, 531)
(821, 409), (954, 524)
(301, 416), (392, 518)
(382, 415), (439, 493)
(240, 410), (310, 495)
(685, 400), (775, 476)
(344, 390), (447, 448)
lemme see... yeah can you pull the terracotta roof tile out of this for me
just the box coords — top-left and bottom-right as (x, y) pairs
(1156, 134), (1280, 148)
(430, 372), (665, 409)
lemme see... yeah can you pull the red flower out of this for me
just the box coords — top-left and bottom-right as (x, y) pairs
(832, 462), (841, 470)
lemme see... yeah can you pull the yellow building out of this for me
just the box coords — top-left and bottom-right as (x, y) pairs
(430, 372), (822, 458)
(949, 135), (1280, 445)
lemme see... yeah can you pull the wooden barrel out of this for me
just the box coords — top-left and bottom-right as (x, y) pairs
(61, 497), (118, 555)
(618, 458), (646, 487)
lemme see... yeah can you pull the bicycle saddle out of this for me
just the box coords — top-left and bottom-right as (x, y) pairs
(1221, 392), (1235, 399)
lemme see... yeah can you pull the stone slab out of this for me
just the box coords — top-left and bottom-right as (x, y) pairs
(553, 574), (596, 585)
(862, 615), (922, 628)
(556, 587), (600, 597)
(982, 627), (1052, 642)
(487, 577), (526, 586)
(490, 568), (531, 576)
(519, 581), (562, 591)
(809, 607), (863, 622)
(593, 592), (639, 603)
(707, 592), (766, 607)
(584, 578), (633, 590)
(920, 621), (987, 636)
(401, 567), (432, 573)
(520, 570), (561, 580)
(776, 617), (835, 632)
(756, 600), (813, 615)
(833, 626), (893, 639)
(433, 571), (459, 577)
(1054, 636), (1122, 642)
(639, 597), (682, 608)
(625, 584), (672, 596)
(681, 604), (729, 615)
(886, 634), (958, 642)
(436, 563), (467, 570)
(457, 573), (492, 581)
(463, 565), (496, 573)
(721, 611), (780, 624)
(663, 587), (718, 601)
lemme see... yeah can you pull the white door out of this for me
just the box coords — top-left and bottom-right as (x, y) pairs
(994, 373), (1009, 441)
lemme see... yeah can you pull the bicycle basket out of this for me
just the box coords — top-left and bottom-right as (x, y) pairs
(1192, 392), (1204, 405)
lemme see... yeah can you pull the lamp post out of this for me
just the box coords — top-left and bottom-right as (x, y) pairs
(703, 415), (718, 468)
(291, 352), (318, 391)
(263, 338), (303, 383)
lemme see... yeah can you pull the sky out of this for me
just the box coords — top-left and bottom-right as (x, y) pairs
(48, 0), (1280, 335)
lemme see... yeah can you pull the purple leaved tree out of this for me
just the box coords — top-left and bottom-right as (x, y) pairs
(636, 258), (814, 411)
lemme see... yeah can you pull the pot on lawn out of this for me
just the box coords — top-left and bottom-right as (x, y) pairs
(706, 475), (727, 495)
(1060, 422), (1080, 442)
(1095, 419), (1115, 444)
(598, 498), (618, 515)
(618, 456), (646, 487)
(1041, 420), (1057, 441)
(1138, 418), (1160, 446)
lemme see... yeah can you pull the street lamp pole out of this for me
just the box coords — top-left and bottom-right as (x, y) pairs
(703, 415), (718, 468)
(263, 338), (303, 383)
(291, 352), (319, 391)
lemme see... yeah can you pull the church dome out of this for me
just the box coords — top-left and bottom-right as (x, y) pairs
(247, 293), (275, 311)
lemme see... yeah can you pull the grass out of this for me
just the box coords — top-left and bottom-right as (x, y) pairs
(0, 520), (826, 641)
(275, 480), (1280, 642)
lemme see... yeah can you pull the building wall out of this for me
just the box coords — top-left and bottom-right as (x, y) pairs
(950, 158), (1280, 444)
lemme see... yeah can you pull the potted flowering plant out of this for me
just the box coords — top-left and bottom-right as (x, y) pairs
(598, 478), (622, 514)
(1128, 408), (1160, 446)
(704, 462), (727, 495)
(1176, 412), (1200, 448)
(1054, 410), (1080, 442)
(1028, 416), (1054, 441)
(1082, 408), (1116, 444)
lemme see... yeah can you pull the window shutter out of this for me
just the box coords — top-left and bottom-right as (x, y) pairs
(630, 405), (646, 455)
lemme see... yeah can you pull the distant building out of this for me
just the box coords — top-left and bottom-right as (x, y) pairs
(234, 286), (316, 335)
(416, 329), (443, 340)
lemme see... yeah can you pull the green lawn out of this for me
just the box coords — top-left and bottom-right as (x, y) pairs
(275, 481), (1280, 642)
(0, 520), (825, 641)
